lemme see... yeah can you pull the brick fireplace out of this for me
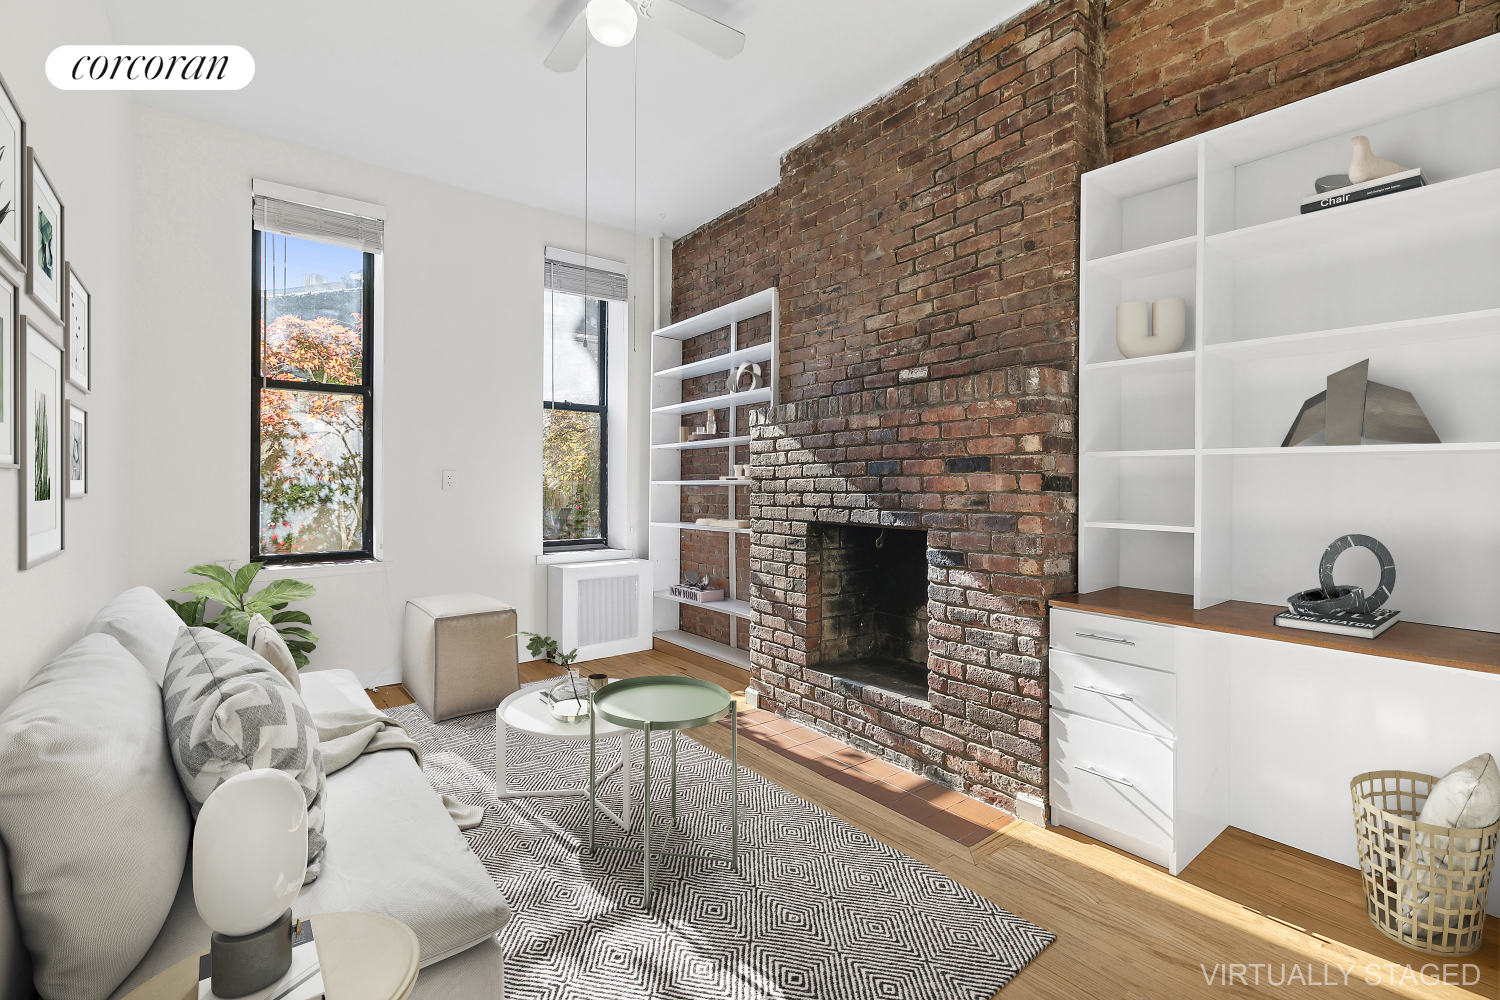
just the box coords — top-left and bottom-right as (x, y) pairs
(747, 367), (1075, 813)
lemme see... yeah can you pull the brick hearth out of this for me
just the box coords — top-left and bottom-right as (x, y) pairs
(747, 366), (1075, 814)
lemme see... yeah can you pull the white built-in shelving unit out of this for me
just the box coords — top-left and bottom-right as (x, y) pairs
(1078, 35), (1500, 633)
(648, 288), (779, 668)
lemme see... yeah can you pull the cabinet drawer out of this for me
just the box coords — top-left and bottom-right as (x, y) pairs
(1050, 710), (1174, 857)
(1051, 607), (1174, 670)
(1049, 649), (1175, 738)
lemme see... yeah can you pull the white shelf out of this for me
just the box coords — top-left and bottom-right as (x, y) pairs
(650, 521), (752, 534)
(655, 342), (773, 381)
(654, 629), (752, 670)
(1206, 168), (1500, 262)
(651, 386), (771, 415)
(1084, 520), (1196, 533)
(651, 479), (752, 486)
(1087, 236), (1197, 280)
(1205, 309), (1500, 361)
(654, 287), (778, 341)
(651, 435), (751, 451)
(654, 591), (753, 616)
(1086, 352), (1196, 375)
(1205, 442), (1500, 456)
(1085, 450), (1196, 459)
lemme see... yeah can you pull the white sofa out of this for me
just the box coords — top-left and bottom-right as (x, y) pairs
(0, 589), (510, 1000)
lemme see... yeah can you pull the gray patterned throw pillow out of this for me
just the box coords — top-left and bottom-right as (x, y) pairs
(162, 626), (327, 881)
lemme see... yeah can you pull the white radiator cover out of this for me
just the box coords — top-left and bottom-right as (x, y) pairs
(546, 559), (653, 662)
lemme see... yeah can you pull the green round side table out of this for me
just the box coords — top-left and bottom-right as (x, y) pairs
(588, 675), (738, 907)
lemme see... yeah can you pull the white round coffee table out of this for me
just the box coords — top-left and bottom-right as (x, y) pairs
(496, 681), (633, 829)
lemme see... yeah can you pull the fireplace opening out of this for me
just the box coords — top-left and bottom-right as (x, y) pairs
(817, 524), (930, 701)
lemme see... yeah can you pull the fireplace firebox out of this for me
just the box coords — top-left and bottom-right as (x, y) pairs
(816, 524), (929, 701)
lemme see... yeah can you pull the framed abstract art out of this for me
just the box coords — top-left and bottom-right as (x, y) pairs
(0, 275), (14, 467)
(24, 149), (63, 324)
(0, 73), (23, 272)
(65, 264), (89, 391)
(66, 400), (86, 498)
(20, 316), (63, 566)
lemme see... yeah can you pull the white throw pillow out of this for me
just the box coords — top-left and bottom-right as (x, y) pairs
(0, 633), (191, 1000)
(1419, 754), (1500, 830)
(84, 586), (187, 684)
(247, 612), (300, 692)
(162, 627), (327, 881)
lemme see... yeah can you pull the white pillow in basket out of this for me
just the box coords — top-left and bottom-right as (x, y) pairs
(1402, 754), (1500, 928)
(247, 612), (300, 693)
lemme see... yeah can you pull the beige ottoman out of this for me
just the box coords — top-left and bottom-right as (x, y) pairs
(403, 594), (519, 722)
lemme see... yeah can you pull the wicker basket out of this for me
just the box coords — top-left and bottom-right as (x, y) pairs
(1351, 770), (1500, 956)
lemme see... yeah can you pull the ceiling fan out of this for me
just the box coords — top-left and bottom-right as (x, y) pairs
(544, 0), (746, 71)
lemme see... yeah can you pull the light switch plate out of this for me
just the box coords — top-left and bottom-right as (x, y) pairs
(442, 470), (457, 491)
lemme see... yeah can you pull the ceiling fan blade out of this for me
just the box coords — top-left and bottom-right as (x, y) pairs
(646, 0), (745, 60)
(544, 7), (590, 72)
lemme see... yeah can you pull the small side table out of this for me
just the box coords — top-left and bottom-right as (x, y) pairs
(120, 912), (419, 1000)
(588, 675), (738, 907)
(496, 681), (634, 830)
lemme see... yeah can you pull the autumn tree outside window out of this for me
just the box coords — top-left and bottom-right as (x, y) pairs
(251, 189), (381, 564)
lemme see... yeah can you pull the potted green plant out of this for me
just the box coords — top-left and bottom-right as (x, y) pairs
(166, 562), (320, 668)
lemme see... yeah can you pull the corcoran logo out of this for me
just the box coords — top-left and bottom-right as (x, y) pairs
(46, 45), (254, 90)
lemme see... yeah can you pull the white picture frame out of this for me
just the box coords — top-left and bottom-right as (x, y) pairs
(21, 317), (62, 567)
(0, 73), (23, 272)
(66, 400), (85, 498)
(64, 264), (89, 392)
(24, 149), (63, 325)
(0, 275), (15, 467)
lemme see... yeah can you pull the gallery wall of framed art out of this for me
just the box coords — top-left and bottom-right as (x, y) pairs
(66, 400), (85, 498)
(0, 275), (15, 469)
(0, 73), (23, 272)
(65, 264), (88, 392)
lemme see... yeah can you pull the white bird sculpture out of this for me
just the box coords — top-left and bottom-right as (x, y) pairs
(1348, 136), (1409, 184)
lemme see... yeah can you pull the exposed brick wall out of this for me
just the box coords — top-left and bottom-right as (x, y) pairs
(1106, 0), (1498, 159)
(672, 1), (1107, 395)
(749, 367), (1076, 812)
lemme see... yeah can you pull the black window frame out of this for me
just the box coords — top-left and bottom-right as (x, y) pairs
(543, 295), (608, 551)
(250, 229), (377, 566)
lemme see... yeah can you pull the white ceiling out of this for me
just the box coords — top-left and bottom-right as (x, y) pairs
(102, 1), (1028, 239)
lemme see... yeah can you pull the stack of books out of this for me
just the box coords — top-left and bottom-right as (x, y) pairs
(1300, 168), (1424, 214)
(1274, 606), (1401, 638)
(670, 583), (725, 603)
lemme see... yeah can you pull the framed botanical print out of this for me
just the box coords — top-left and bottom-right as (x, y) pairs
(25, 149), (63, 324)
(0, 73), (23, 272)
(0, 275), (14, 467)
(65, 264), (88, 391)
(66, 401), (86, 498)
(21, 317), (62, 566)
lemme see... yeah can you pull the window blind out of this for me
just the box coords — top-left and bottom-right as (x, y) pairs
(253, 194), (384, 254)
(544, 259), (628, 302)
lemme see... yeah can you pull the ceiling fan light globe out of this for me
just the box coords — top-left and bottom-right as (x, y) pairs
(586, 0), (638, 46)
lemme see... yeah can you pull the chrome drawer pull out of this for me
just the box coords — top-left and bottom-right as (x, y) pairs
(1075, 631), (1135, 646)
(1073, 683), (1133, 701)
(1074, 764), (1134, 787)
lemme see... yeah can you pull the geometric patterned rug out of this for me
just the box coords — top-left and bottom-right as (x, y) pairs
(386, 700), (1054, 999)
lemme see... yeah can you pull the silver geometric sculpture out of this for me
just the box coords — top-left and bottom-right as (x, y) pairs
(1281, 358), (1440, 447)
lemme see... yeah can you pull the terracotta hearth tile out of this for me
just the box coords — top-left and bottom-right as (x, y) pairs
(862, 779), (916, 806)
(758, 731), (811, 752)
(912, 783), (968, 810)
(947, 796), (1006, 827)
(880, 769), (931, 793)
(756, 716), (806, 736)
(890, 793), (946, 825)
(799, 753), (857, 778)
(955, 824), (1001, 848)
(922, 809), (990, 843)
(819, 746), (869, 771)
(828, 764), (881, 792)
(798, 735), (855, 758)
(850, 757), (902, 781)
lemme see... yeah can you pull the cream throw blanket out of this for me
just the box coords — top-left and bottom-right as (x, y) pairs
(312, 704), (485, 830)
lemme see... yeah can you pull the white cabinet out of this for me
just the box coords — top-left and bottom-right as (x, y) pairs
(1049, 607), (1228, 874)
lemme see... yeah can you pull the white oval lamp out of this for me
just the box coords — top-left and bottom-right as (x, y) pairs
(586, 0), (638, 46)
(194, 769), (307, 997)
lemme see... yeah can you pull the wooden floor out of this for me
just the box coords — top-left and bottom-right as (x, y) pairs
(366, 647), (1499, 998)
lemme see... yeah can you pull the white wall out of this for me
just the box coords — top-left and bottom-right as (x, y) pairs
(129, 105), (656, 686)
(0, 2), (134, 706)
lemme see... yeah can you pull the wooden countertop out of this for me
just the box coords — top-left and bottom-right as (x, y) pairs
(1051, 588), (1500, 675)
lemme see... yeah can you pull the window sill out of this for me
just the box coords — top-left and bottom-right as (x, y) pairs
(258, 558), (387, 579)
(537, 547), (635, 566)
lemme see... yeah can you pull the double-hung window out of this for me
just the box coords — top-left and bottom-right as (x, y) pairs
(542, 252), (625, 549)
(251, 188), (381, 564)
